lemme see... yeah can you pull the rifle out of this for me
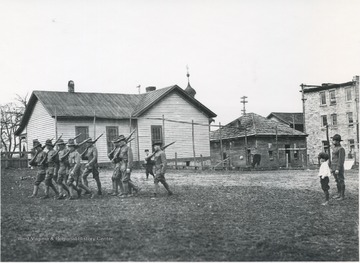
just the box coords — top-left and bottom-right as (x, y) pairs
(145, 141), (176, 161)
(127, 137), (135, 144)
(126, 129), (136, 143)
(80, 133), (104, 157)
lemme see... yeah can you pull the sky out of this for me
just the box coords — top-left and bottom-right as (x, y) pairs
(1, 0), (359, 125)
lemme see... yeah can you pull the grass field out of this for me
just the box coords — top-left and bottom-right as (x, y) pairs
(1, 167), (358, 261)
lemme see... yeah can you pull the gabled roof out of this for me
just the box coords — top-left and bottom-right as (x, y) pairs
(16, 85), (217, 136)
(210, 113), (307, 141)
(266, 112), (303, 125)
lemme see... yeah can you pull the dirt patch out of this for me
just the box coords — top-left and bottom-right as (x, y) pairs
(1, 167), (358, 261)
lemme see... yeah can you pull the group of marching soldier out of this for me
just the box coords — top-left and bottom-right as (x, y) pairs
(28, 131), (173, 200)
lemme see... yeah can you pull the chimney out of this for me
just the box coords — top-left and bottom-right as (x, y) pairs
(68, 80), (75, 93)
(146, 86), (156, 92)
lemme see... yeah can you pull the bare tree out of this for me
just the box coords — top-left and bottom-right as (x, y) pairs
(1, 96), (27, 158)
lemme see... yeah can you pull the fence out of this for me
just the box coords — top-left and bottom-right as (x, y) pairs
(1, 151), (31, 169)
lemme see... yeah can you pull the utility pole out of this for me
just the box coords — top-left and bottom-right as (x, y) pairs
(300, 84), (308, 167)
(241, 96), (248, 165)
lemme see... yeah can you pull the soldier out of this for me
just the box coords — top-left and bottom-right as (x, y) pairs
(28, 139), (49, 198)
(108, 135), (125, 196)
(55, 139), (71, 199)
(81, 138), (102, 196)
(152, 141), (173, 197)
(115, 135), (140, 198)
(144, 149), (155, 179)
(43, 139), (60, 199)
(67, 139), (93, 200)
(331, 134), (346, 200)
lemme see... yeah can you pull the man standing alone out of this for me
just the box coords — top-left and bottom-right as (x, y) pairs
(331, 134), (346, 200)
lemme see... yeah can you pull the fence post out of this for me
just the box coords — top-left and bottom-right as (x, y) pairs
(200, 154), (203, 170)
(192, 120), (196, 169)
(286, 153), (289, 168)
(175, 152), (178, 170)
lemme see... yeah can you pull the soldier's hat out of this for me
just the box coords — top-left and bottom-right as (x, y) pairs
(56, 139), (66, 145)
(112, 135), (126, 143)
(67, 139), (77, 147)
(318, 152), (329, 160)
(152, 141), (162, 146)
(32, 139), (42, 150)
(332, 134), (343, 141)
(45, 139), (53, 146)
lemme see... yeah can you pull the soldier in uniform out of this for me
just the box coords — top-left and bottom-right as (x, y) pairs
(108, 135), (123, 196)
(331, 134), (346, 200)
(81, 138), (102, 196)
(67, 139), (93, 200)
(28, 139), (49, 198)
(43, 139), (60, 199)
(152, 141), (173, 197)
(55, 139), (71, 199)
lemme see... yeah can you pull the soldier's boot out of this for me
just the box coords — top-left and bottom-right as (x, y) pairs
(119, 180), (125, 196)
(63, 184), (70, 195)
(29, 185), (39, 198)
(83, 176), (89, 187)
(119, 182), (129, 198)
(50, 182), (60, 197)
(154, 182), (160, 196)
(95, 178), (102, 195)
(68, 186), (77, 200)
(41, 186), (50, 199)
(162, 181), (173, 195)
(110, 181), (118, 196)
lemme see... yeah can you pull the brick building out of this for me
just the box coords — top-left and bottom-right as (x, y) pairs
(302, 76), (359, 165)
(210, 113), (308, 168)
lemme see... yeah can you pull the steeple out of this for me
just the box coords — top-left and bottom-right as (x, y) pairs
(184, 65), (196, 98)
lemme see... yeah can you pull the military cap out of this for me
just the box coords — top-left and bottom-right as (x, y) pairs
(67, 139), (76, 147)
(112, 135), (126, 143)
(318, 152), (329, 160)
(152, 141), (162, 146)
(32, 139), (42, 150)
(332, 134), (343, 141)
(45, 139), (53, 146)
(56, 139), (66, 145)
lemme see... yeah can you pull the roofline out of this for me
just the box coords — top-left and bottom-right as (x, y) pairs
(210, 133), (308, 141)
(301, 81), (355, 93)
(267, 112), (303, 125)
(133, 85), (217, 118)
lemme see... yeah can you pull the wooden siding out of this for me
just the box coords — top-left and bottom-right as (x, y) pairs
(26, 100), (55, 150)
(57, 119), (137, 163)
(137, 92), (211, 161)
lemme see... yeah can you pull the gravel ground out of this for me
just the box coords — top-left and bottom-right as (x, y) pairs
(1, 167), (358, 261)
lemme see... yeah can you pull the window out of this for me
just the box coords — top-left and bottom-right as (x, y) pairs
(75, 126), (89, 154)
(106, 126), (118, 153)
(348, 139), (355, 158)
(347, 112), (354, 127)
(151, 125), (163, 147)
(331, 114), (337, 126)
(346, 88), (352, 101)
(320, 92), (326, 105)
(268, 150), (273, 160)
(329, 90), (336, 105)
(321, 115), (328, 127)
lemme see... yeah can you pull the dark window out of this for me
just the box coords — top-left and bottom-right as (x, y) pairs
(331, 114), (337, 126)
(320, 92), (326, 105)
(346, 88), (352, 101)
(268, 150), (273, 160)
(322, 140), (330, 154)
(151, 125), (163, 147)
(75, 126), (89, 154)
(347, 112), (354, 126)
(106, 126), (118, 153)
(348, 139), (355, 158)
(329, 90), (336, 105)
(321, 115), (328, 127)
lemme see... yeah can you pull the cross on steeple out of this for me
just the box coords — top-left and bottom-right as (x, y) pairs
(241, 96), (248, 115)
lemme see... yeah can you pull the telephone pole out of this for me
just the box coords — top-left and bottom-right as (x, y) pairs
(241, 96), (248, 165)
